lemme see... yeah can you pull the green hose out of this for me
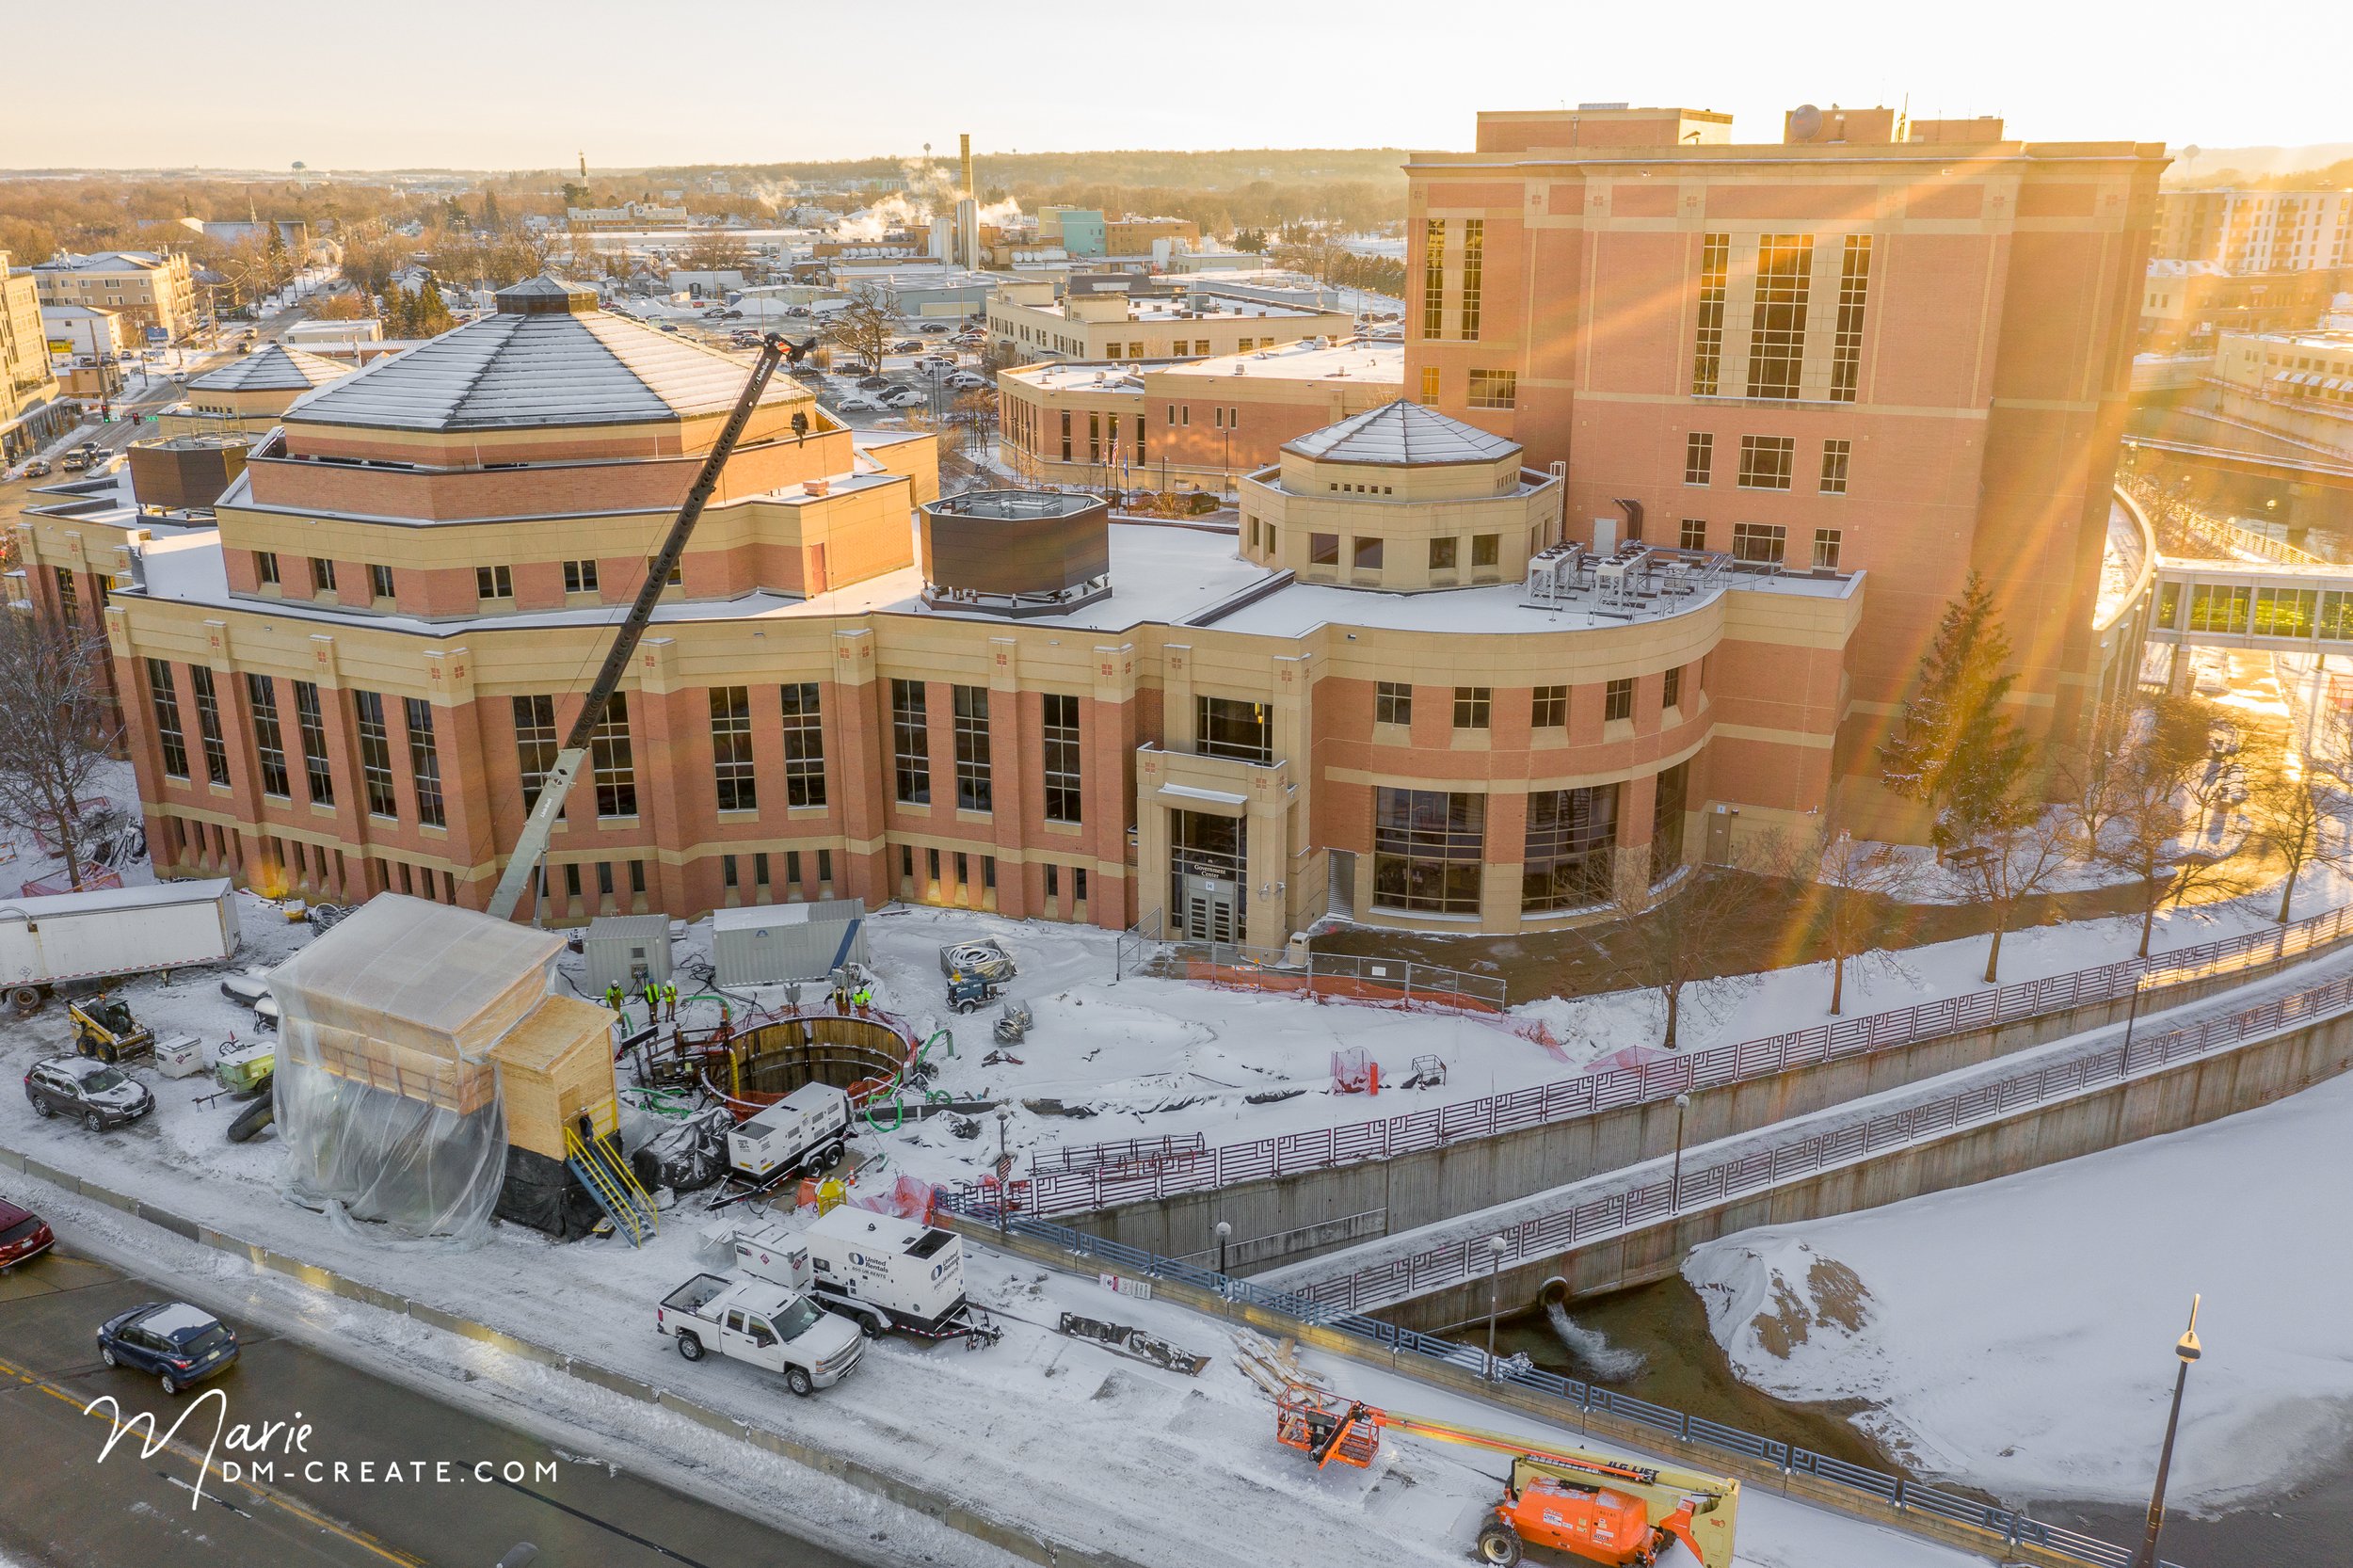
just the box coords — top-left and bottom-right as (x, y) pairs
(862, 1088), (905, 1132)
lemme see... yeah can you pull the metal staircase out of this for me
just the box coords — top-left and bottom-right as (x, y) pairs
(565, 1124), (659, 1247)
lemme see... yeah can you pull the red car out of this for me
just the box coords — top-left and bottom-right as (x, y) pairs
(0, 1196), (54, 1272)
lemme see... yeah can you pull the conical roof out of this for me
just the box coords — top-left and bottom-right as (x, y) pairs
(185, 342), (355, 393)
(284, 282), (796, 433)
(1282, 399), (1520, 467)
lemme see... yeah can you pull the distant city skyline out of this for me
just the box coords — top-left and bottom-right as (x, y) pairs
(1, 0), (2343, 171)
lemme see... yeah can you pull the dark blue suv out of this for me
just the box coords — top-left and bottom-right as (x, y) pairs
(97, 1302), (240, 1396)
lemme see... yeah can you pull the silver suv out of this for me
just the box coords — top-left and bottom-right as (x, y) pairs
(24, 1055), (153, 1131)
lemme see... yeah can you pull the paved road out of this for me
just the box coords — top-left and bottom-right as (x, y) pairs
(0, 1248), (868, 1568)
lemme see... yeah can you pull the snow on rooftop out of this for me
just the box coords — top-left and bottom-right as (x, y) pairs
(187, 343), (355, 394)
(1283, 399), (1521, 466)
(1170, 336), (1403, 384)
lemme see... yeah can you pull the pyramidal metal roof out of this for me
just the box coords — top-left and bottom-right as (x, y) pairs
(186, 343), (355, 394)
(284, 277), (797, 433)
(1282, 399), (1521, 466)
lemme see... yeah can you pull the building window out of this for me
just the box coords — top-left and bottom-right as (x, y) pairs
(1831, 234), (1871, 403)
(1428, 536), (1458, 571)
(255, 551), (280, 587)
(311, 557), (337, 595)
(1309, 532), (1340, 567)
(1737, 435), (1795, 490)
(147, 660), (188, 779)
(1691, 232), (1730, 396)
(1353, 536), (1385, 571)
(1604, 679), (1634, 723)
(952, 684), (992, 811)
(1196, 695), (1273, 763)
(590, 694), (636, 818)
(1375, 681), (1413, 726)
(1652, 760), (1691, 884)
(188, 665), (230, 786)
(513, 695), (558, 811)
(1813, 529), (1844, 570)
(780, 681), (825, 808)
(1453, 687), (1491, 729)
(1421, 217), (1446, 339)
(1419, 366), (1440, 406)
(1523, 784), (1619, 913)
(405, 697), (444, 828)
(722, 855), (738, 890)
(564, 559), (600, 594)
(1679, 518), (1708, 551)
(476, 564), (512, 600)
(1684, 432), (1713, 485)
(248, 675), (289, 798)
(1746, 233), (1812, 399)
(53, 567), (77, 622)
(353, 691), (397, 818)
(1472, 534), (1499, 568)
(1819, 439), (1850, 495)
(1733, 522), (1788, 566)
(1059, 409), (1071, 462)
(564, 863), (581, 900)
(1043, 692), (1082, 824)
(1372, 788), (1485, 915)
(818, 848), (832, 887)
(892, 679), (930, 804)
(293, 680), (333, 806)
(1459, 217), (1483, 341)
(711, 686), (757, 812)
(1532, 684), (1567, 728)
(1467, 369), (1516, 408)
(1663, 666), (1683, 710)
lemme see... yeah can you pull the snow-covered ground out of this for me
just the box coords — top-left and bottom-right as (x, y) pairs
(1684, 1065), (2353, 1514)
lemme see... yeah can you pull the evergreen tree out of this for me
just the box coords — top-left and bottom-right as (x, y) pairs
(409, 272), (455, 335)
(263, 220), (291, 289)
(478, 189), (504, 233)
(1880, 571), (2036, 848)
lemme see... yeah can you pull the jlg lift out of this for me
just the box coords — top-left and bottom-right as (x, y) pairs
(1274, 1386), (1737, 1568)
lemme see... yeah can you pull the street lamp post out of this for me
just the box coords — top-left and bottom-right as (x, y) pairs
(1215, 1220), (1232, 1277)
(2131, 1296), (2204, 1568)
(994, 1107), (1012, 1239)
(1484, 1235), (1509, 1378)
(1670, 1092), (1692, 1213)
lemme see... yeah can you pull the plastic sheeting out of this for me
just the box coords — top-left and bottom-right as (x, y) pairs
(269, 895), (564, 1241)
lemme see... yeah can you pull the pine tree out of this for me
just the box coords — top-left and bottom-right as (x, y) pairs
(1880, 571), (2037, 848)
(408, 271), (455, 335)
(478, 189), (504, 233)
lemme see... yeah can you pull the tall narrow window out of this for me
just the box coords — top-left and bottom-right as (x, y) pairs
(147, 659), (188, 779)
(1042, 692), (1082, 824)
(1421, 217), (1446, 339)
(310, 557), (337, 595)
(1371, 788), (1485, 915)
(293, 680), (332, 806)
(1418, 366), (1440, 406)
(590, 695), (636, 818)
(1819, 438), (1851, 495)
(53, 567), (77, 623)
(1831, 234), (1871, 403)
(254, 551), (280, 587)
(1523, 785), (1619, 913)
(1684, 432), (1714, 486)
(781, 681), (826, 808)
(188, 665), (229, 786)
(1459, 217), (1483, 341)
(891, 678), (930, 805)
(248, 675), (289, 798)
(513, 695), (558, 811)
(354, 690), (397, 819)
(952, 684), (992, 811)
(1746, 234), (1812, 399)
(404, 697), (444, 828)
(369, 564), (395, 600)
(1691, 232), (1730, 395)
(711, 686), (757, 812)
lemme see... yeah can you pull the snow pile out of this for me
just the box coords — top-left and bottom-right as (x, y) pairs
(1684, 1067), (2353, 1511)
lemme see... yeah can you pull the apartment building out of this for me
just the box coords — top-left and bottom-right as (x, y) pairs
(987, 280), (1353, 363)
(22, 275), (1858, 942)
(0, 250), (69, 462)
(2137, 260), (2339, 352)
(2210, 327), (2353, 460)
(1403, 103), (2164, 809)
(2155, 187), (2353, 273)
(32, 250), (200, 344)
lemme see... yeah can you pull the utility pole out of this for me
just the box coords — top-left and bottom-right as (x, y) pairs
(1670, 1092), (1692, 1212)
(994, 1106), (1012, 1239)
(2130, 1296), (2203, 1568)
(1483, 1235), (1509, 1378)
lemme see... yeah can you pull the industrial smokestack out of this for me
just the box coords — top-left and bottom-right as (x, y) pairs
(959, 133), (973, 198)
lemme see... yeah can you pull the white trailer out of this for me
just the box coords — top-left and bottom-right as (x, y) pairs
(735, 1208), (999, 1344)
(1, 879), (239, 1014)
(724, 1082), (850, 1184)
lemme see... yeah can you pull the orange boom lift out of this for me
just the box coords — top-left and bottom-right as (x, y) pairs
(1274, 1387), (1738, 1568)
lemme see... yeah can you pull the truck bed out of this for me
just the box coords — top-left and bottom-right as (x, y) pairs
(661, 1272), (733, 1318)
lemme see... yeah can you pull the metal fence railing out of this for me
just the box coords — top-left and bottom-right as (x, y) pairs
(1122, 931), (1509, 1013)
(978, 898), (2353, 1218)
(1290, 961), (2353, 1316)
(937, 1200), (2182, 1568)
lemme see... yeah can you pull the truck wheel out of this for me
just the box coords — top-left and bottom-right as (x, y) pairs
(7, 985), (40, 1016)
(83, 1112), (104, 1134)
(785, 1366), (813, 1397)
(817, 1142), (844, 1172)
(955, 999), (977, 1015)
(1476, 1526), (1522, 1567)
(675, 1332), (705, 1362)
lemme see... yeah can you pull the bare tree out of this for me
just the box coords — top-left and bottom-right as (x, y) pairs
(2247, 748), (2353, 924)
(1946, 809), (2077, 983)
(1609, 839), (1786, 1049)
(824, 286), (895, 375)
(0, 609), (122, 889)
(1811, 818), (1921, 1015)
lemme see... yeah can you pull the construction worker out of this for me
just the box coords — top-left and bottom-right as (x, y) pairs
(663, 980), (680, 1021)
(603, 981), (624, 1015)
(853, 982), (872, 1016)
(642, 976), (661, 1020)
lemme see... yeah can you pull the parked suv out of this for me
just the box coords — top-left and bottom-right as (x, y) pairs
(0, 1197), (54, 1272)
(98, 1302), (240, 1396)
(24, 1055), (153, 1130)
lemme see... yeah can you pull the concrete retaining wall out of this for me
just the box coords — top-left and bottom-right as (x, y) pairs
(1064, 956), (2319, 1272)
(1385, 1001), (2353, 1334)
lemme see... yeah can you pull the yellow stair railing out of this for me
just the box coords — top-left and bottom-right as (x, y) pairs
(564, 1125), (659, 1246)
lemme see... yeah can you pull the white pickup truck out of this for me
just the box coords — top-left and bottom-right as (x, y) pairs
(655, 1272), (864, 1396)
